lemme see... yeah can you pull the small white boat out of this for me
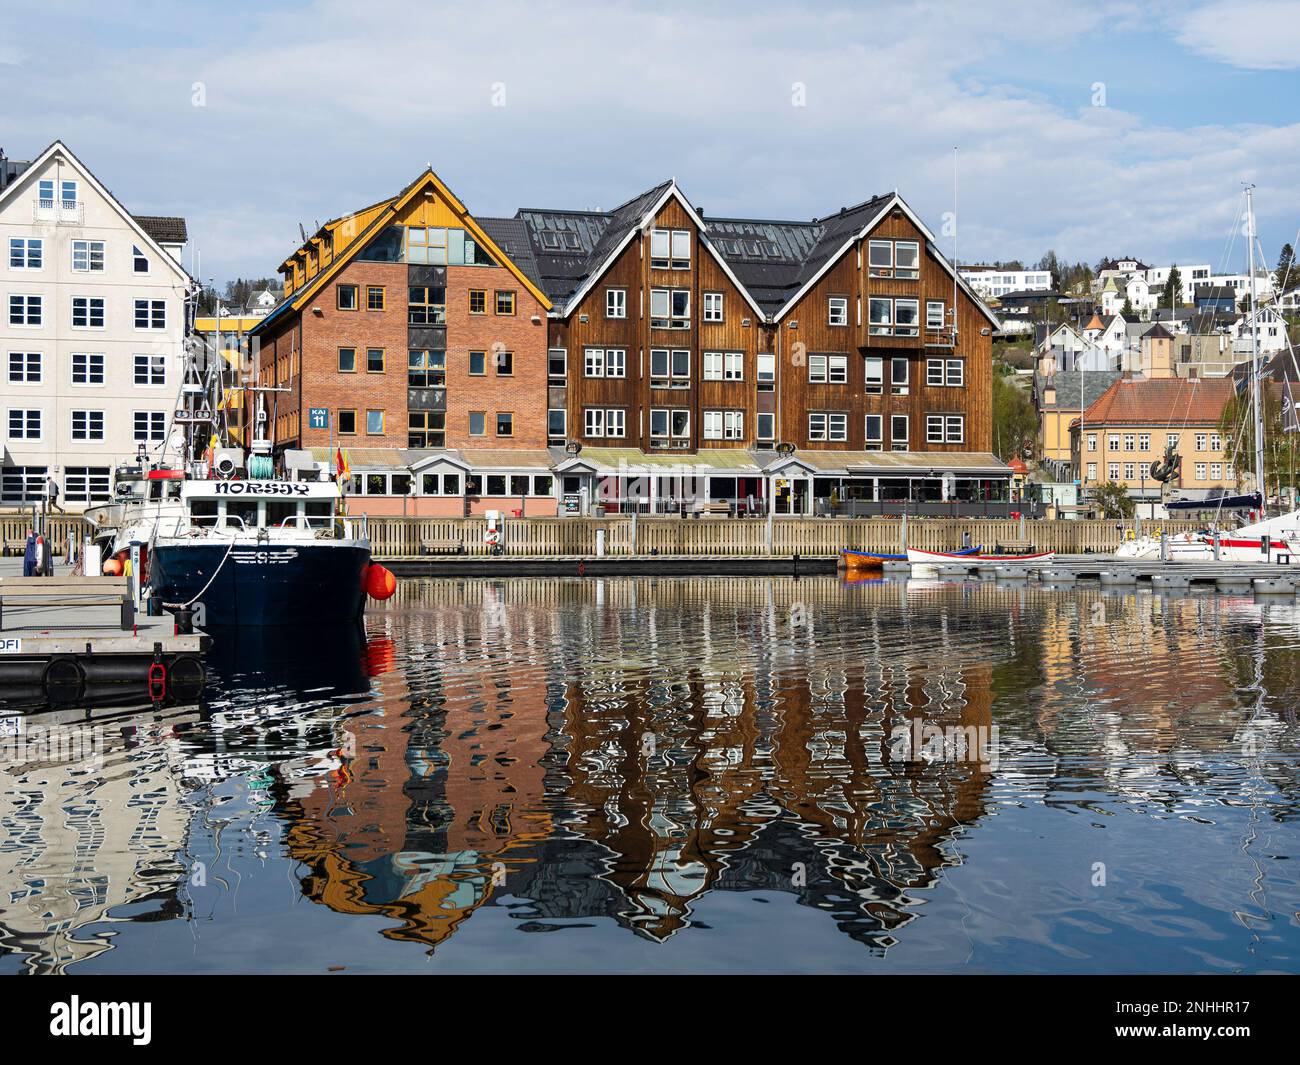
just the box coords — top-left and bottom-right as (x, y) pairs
(906, 548), (1056, 565)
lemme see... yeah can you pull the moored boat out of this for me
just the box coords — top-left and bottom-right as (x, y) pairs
(841, 545), (979, 569)
(906, 548), (1056, 564)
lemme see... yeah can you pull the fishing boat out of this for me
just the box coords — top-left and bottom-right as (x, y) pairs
(841, 545), (979, 570)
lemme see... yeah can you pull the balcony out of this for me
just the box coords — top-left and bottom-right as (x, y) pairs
(33, 198), (83, 224)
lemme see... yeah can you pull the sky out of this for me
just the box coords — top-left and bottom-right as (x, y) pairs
(4, 0), (1300, 287)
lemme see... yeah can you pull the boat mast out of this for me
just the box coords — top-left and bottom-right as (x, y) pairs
(1246, 185), (1265, 510)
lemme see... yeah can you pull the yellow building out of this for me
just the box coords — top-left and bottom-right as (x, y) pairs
(1071, 377), (1236, 501)
(191, 313), (263, 446)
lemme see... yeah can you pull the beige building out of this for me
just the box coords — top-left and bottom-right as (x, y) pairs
(1, 140), (192, 509)
(1071, 377), (1236, 502)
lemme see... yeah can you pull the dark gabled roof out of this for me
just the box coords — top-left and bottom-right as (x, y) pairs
(477, 216), (545, 292)
(1194, 285), (1237, 299)
(1143, 322), (1175, 340)
(132, 215), (188, 244)
(515, 181), (671, 304)
(1037, 369), (1122, 411)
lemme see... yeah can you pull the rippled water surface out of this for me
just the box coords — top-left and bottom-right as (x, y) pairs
(2, 576), (1299, 974)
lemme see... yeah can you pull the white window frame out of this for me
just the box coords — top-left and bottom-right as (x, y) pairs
(134, 298), (166, 331)
(9, 237), (42, 270)
(132, 245), (150, 274)
(926, 300), (945, 330)
(756, 352), (775, 390)
(757, 412), (775, 441)
(72, 352), (105, 386)
(72, 296), (105, 329)
(9, 294), (42, 327)
(605, 288), (627, 319)
(864, 355), (884, 394)
(584, 348), (606, 378)
(7, 351), (41, 384)
(891, 414), (909, 451)
(584, 407), (605, 437)
(865, 414), (883, 450)
(868, 240), (893, 277)
(133, 410), (167, 442)
(828, 296), (848, 326)
(895, 240), (920, 278)
(71, 408), (105, 442)
(703, 291), (724, 322)
(71, 239), (105, 273)
(547, 408), (566, 439)
(133, 353), (167, 387)
(7, 408), (42, 440)
(945, 359), (964, 387)
(605, 408), (626, 438)
(723, 351), (743, 381)
(703, 351), (724, 381)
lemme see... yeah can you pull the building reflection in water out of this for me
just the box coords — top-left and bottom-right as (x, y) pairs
(2, 577), (1298, 969)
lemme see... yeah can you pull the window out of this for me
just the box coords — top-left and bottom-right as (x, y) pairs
(828, 296), (848, 326)
(895, 299), (919, 336)
(606, 288), (627, 319)
(468, 350), (486, 376)
(9, 237), (41, 269)
(865, 356), (884, 394)
(1087, 462), (1097, 482)
(891, 414), (909, 451)
(1, 465), (47, 503)
(895, 241), (920, 278)
(132, 245), (149, 273)
(71, 240), (105, 272)
(407, 410), (445, 448)
(9, 295), (41, 326)
(1209, 433), (1222, 451)
(8, 351), (40, 383)
(1195, 433), (1207, 451)
(1087, 434), (1097, 452)
(703, 410), (743, 440)
(367, 286), (385, 311)
(1211, 463), (1222, 480)
(495, 290), (516, 315)
(808, 412), (847, 442)
(1195, 463), (1207, 481)
(338, 410), (357, 435)
(37, 178), (54, 207)
(71, 409), (104, 441)
(71, 297), (105, 328)
(1123, 433), (1136, 452)
(1167, 433), (1180, 449)
(868, 297), (892, 335)
(757, 412), (775, 441)
(868, 240), (893, 277)
(650, 288), (690, 329)
(944, 359), (963, 387)
(493, 349), (514, 376)
(469, 289), (487, 314)
(703, 351), (743, 381)
(337, 284), (359, 310)
(133, 299), (164, 329)
(1108, 462), (1121, 481)
(366, 348), (385, 373)
(64, 466), (110, 504)
(925, 414), (964, 443)
(469, 411), (486, 436)
(703, 292), (724, 322)
(1108, 435), (1120, 452)
(366, 410), (385, 435)
(548, 409), (566, 440)
(926, 300), (945, 330)
(584, 408), (605, 437)
(133, 354), (166, 386)
(865, 414), (883, 450)
(8, 409), (41, 439)
(926, 358), (944, 386)
(72, 352), (104, 385)
(809, 353), (848, 384)
(757, 352), (775, 391)
(133, 411), (166, 441)
(1124, 463), (1136, 480)
(60, 180), (77, 207)
(338, 347), (357, 373)
(650, 348), (690, 386)
(605, 408), (626, 438)
(408, 349), (445, 388)
(548, 348), (567, 381)
(496, 412), (514, 437)
(891, 358), (909, 394)
(651, 228), (691, 269)
(409, 285), (446, 325)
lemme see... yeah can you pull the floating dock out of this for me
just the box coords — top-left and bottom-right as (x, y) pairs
(0, 568), (208, 709)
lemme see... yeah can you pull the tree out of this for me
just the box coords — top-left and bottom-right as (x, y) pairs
(1220, 382), (1300, 501)
(1037, 250), (1062, 290)
(1092, 481), (1135, 519)
(1276, 243), (1296, 295)
(1120, 297), (1134, 319)
(1165, 264), (1183, 308)
(992, 368), (1038, 462)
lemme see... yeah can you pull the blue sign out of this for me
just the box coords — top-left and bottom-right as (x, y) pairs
(308, 407), (329, 430)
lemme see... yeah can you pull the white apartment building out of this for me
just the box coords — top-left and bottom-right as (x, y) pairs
(1, 141), (192, 510)
(958, 267), (1052, 299)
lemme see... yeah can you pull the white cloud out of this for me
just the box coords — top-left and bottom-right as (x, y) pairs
(1, 0), (1296, 279)
(1175, 0), (1300, 69)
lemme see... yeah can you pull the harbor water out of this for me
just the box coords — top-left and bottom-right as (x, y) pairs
(1, 575), (1298, 974)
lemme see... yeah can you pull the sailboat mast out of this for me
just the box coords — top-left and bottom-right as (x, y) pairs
(1246, 186), (1265, 509)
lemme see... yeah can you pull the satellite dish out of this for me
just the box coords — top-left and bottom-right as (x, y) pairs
(167, 430), (185, 453)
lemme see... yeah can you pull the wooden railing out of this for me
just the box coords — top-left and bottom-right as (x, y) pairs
(2, 512), (1207, 561)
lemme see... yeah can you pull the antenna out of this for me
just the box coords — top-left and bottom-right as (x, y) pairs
(298, 223), (307, 242)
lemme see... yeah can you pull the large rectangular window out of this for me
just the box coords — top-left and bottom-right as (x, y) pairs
(9, 295), (41, 326)
(865, 414), (883, 450)
(133, 354), (166, 386)
(925, 414), (964, 444)
(8, 409), (42, 439)
(808, 412), (847, 442)
(64, 466), (110, 504)
(8, 351), (41, 383)
(407, 410), (445, 448)
(133, 298), (165, 329)
(9, 237), (42, 269)
(650, 228), (691, 270)
(71, 409), (105, 441)
(408, 349), (445, 387)
(1, 465), (47, 503)
(133, 411), (166, 441)
(73, 297), (105, 328)
(650, 288), (690, 329)
(72, 352), (104, 385)
(409, 285), (446, 325)
(71, 239), (105, 272)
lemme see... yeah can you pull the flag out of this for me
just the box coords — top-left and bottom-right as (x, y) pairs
(335, 446), (350, 481)
(1284, 378), (1299, 433)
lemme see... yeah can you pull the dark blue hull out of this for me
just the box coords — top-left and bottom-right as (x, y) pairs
(151, 540), (371, 628)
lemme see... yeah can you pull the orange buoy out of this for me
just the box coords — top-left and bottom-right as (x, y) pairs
(102, 557), (123, 576)
(364, 563), (396, 600)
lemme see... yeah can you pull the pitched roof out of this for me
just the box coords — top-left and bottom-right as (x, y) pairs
(1038, 369), (1122, 410)
(1081, 377), (1233, 427)
(476, 216), (545, 292)
(132, 215), (188, 244)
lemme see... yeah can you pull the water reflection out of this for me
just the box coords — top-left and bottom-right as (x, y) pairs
(2, 577), (1299, 973)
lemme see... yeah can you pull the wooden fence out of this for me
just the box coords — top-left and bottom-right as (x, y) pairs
(363, 515), (1205, 558)
(1, 512), (1206, 560)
